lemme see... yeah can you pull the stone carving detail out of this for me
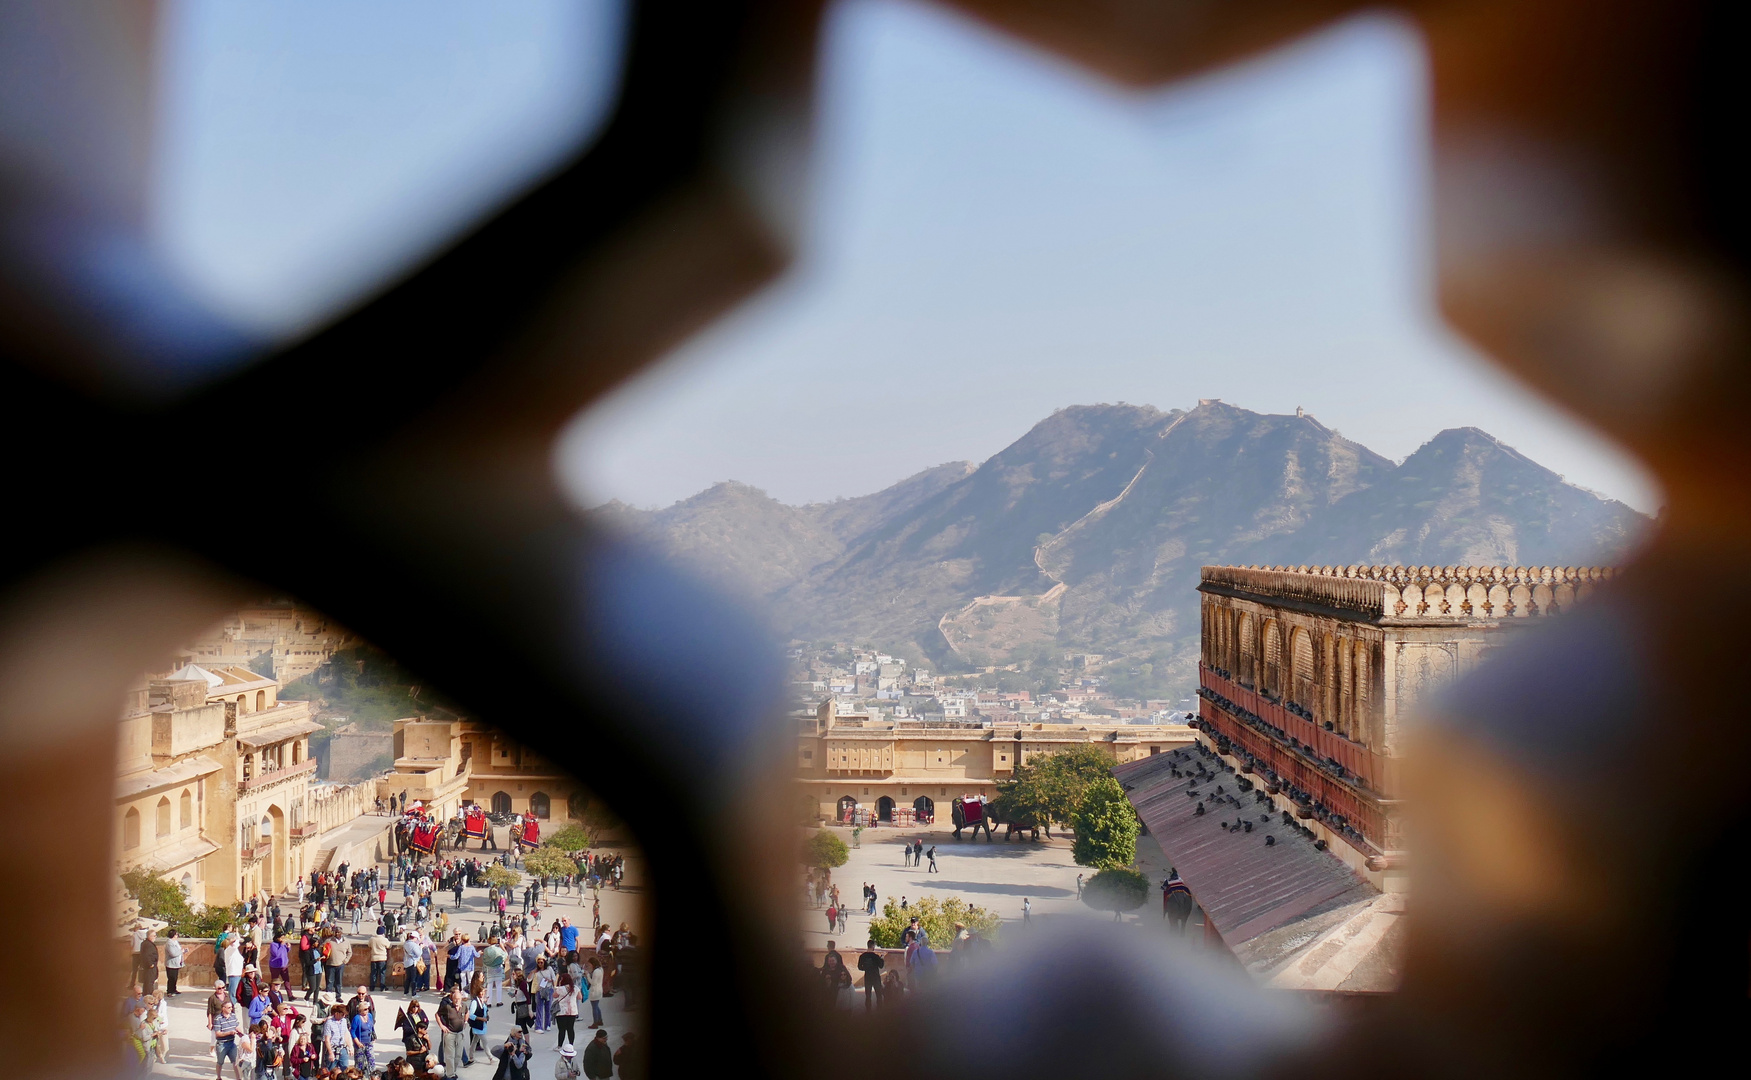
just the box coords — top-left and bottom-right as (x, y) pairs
(1200, 565), (1614, 622)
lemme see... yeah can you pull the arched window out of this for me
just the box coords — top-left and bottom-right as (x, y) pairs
(291, 741), (301, 764)
(237, 693), (248, 713)
(123, 808), (141, 849)
(528, 791), (551, 819)
(156, 796), (172, 837)
(180, 789), (193, 829)
(256, 690), (266, 712)
(491, 791), (512, 815)
(567, 790), (589, 821)
(180, 873), (193, 897)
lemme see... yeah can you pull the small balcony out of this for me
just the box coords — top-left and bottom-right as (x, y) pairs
(239, 758), (316, 794)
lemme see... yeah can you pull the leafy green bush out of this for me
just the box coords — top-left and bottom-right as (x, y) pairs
(867, 895), (1001, 948)
(1071, 777), (1140, 869)
(546, 825), (593, 852)
(1081, 867), (1149, 917)
(483, 865), (522, 891)
(802, 829), (849, 871)
(120, 868), (246, 937)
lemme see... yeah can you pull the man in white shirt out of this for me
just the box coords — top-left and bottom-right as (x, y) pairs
(164, 929), (185, 996)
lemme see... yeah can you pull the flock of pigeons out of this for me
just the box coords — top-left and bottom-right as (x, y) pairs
(1163, 745), (1326, 852)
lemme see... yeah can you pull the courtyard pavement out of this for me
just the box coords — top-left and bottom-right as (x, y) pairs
(143, 842), (645, 1078)
(798, 822), (1199, 951)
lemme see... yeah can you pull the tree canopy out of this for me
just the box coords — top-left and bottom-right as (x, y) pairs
(483, 865), (522, 891)
(803, 829), (850, 871)
(993, 743), (1117, 829)
(523, 846), (579, 881)
(1081, 867), (1150, 918)
(1070, 776), (1140, 869)
(120, 868), (242, 937)
(868, 895), (1001, 948)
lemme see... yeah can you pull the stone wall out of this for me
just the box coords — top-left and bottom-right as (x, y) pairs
(309, 776), (386, 834)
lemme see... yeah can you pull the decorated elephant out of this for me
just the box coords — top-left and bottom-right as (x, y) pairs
(950, 796), (994, 841)
(1000, 813), (1045, 842)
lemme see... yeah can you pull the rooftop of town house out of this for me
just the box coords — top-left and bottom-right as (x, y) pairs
(1199, 564), (1616, 623)
(163, 662), (278, 693)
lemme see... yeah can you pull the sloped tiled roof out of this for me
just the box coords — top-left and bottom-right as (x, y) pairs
(1115, 745), (1398, 989)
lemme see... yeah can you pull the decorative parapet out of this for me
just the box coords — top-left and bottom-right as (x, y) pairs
(238, 758), (317, 794)
(1200, 564), (1615, 621)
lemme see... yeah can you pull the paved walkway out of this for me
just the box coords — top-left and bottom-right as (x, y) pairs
(798, 822), (1180, 950)
(144, 843), (645, 1078)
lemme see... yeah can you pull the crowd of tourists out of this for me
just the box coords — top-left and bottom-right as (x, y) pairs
(119, 847), (643, 1079)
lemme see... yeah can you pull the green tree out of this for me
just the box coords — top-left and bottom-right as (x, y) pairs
(994, 743), (1117, 833)
(120, 868), (245, 937)
(483, 865), (522, 891)
(802, 829), (849, 871)
(523, 846), (579, 881)
(867, 895), (1002, 948)
(1081, 867), (1149, 919)
(1071, 777), (1140, 869)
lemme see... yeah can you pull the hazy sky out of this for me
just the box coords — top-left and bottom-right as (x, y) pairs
(557, 0), (1659, 513)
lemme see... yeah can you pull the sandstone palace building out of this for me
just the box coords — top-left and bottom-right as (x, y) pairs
(798, 699), (1192, 824)
(1193, 564), (1614, 876)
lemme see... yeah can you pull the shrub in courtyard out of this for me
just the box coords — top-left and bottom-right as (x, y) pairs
(867, 895), (1002, 948)
(483, 865), (522, 891)
(803, 828), (849, 872)
(1071, 777), (1140, 869)
(1081, 867), (1149, 919)
(524, 846), (579, 881)
(546, 824), (593, 851)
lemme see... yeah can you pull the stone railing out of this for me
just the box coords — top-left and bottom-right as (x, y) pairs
(1201, 564), (1615, 621)
(308, 773), (390, 834)
(240, 758), (317, 794)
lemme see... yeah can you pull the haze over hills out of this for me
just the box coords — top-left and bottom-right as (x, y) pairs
(593, 400), (1648, 701)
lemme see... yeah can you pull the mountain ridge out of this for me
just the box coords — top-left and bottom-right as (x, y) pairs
(589, 400), (1647, 700)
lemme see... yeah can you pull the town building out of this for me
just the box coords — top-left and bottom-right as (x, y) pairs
(383, 717), (586, 822)
(167, 664), (324, 899)
(177, 604), (354, 685)
(116, 662), (324, 906)
(115, 678), (235, 907)
(797, 698), (1194, 824)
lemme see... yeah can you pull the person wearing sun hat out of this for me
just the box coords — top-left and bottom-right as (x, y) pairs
(554, 1041), (582, 1080)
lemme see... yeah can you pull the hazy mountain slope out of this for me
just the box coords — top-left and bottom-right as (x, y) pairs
(1037, 401), (1397, 677)
(588, 462), (981, 603)
(774, 404), (1176, 658)
(1255, 427), (1646, 567)
(811, 461), (977, 545)
(620, 482), (841, 598)
(608, 400), (1650, 694)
